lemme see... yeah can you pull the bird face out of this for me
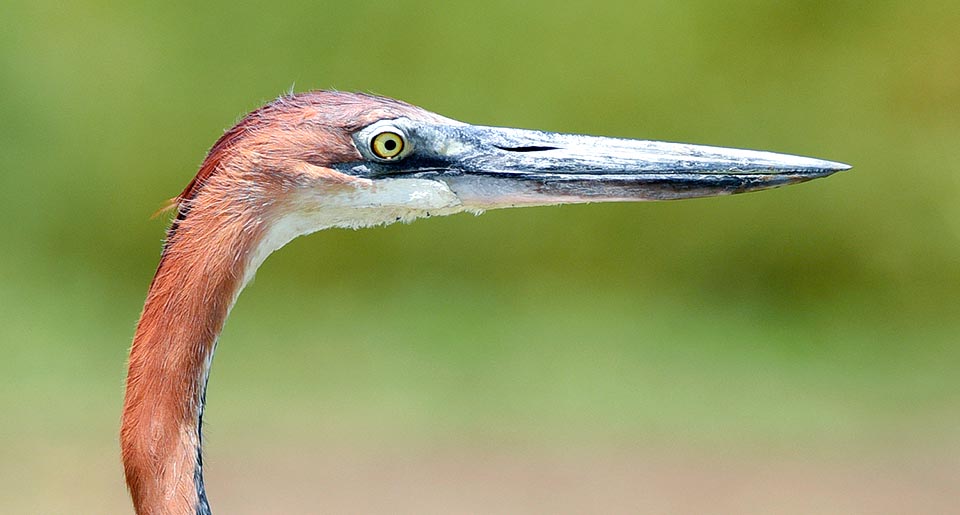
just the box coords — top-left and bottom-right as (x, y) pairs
(179, 92), (848, 268)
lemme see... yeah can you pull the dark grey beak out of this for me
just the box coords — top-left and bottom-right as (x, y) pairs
(348, 118), (850, 210)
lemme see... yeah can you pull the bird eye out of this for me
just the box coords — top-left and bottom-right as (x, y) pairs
(370, 130), (405, 159)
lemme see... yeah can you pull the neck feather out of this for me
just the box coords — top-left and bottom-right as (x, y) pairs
(121, 194), (266, 515)
(119, 157), (464, 514)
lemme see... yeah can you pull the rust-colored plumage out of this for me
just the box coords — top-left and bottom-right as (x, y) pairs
(122, 92), (438, 514)
(122, 91), (847, 514)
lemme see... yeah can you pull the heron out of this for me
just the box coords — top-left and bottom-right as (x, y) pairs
(120, 90), (848, 514)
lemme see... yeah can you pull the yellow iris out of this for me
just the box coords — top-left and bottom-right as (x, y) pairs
(371, 131), (405, 159)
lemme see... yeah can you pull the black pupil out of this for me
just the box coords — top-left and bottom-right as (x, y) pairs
(384, 138), (397, 151)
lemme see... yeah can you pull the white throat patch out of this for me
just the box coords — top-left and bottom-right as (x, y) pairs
(242, 178), (465, 288)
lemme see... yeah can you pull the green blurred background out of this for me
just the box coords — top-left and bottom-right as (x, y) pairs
(2, 1), (958, 513)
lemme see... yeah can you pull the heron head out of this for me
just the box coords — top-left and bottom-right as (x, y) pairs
(174, 91), (848, 244)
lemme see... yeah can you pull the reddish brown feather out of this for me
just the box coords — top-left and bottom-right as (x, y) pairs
(175, 90), (432, 210)
(122, 91), (439, 514)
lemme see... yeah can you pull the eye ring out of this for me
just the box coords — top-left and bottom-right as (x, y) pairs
(370, 130), (406, 159)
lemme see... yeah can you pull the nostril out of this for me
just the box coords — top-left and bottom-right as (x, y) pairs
(494, 145), (560, 152)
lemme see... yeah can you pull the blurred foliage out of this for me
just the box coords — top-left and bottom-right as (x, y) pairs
(1, 0), (959, 512)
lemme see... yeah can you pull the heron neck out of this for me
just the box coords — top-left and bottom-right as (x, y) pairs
(121, 200), (266, 515)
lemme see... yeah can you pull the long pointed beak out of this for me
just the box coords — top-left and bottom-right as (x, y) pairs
(349, 119), (850, 209)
